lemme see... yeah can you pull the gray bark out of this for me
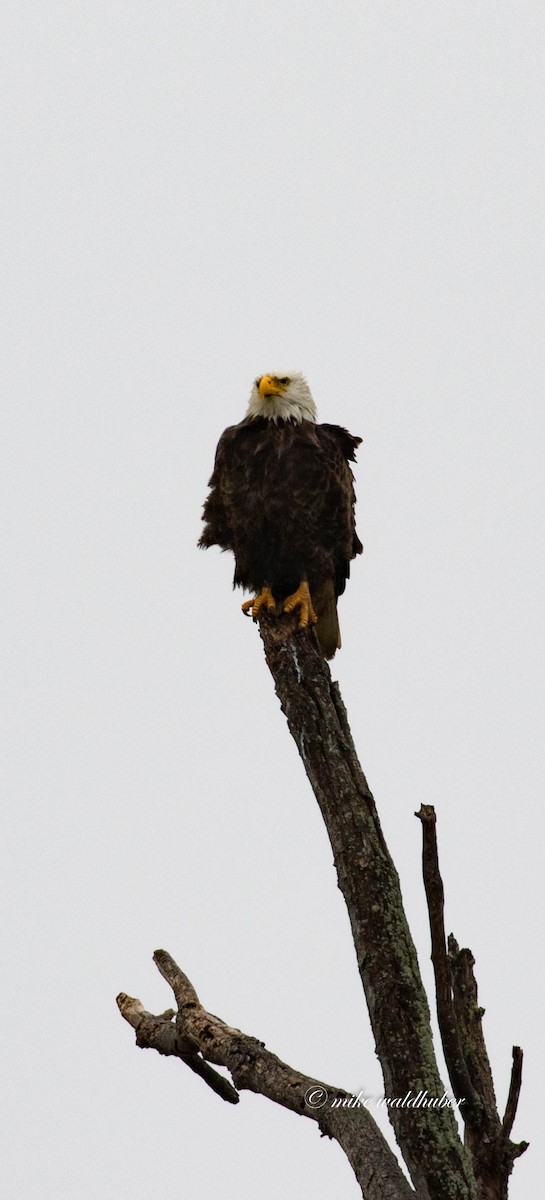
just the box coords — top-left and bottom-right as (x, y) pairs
(118, 613), (527, 1198)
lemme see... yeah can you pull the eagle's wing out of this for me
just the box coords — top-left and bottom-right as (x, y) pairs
(320, 423), (361, 463)
(318, 423), (363, 589)
(198, 427), (236, 551)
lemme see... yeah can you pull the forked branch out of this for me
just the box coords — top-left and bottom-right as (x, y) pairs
(118, 951), (415, 1200)
(417, 804), (528, 1198)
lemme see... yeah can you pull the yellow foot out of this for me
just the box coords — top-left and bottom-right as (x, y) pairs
(282, 580), (318, 629)
(241, 586), (276, 620)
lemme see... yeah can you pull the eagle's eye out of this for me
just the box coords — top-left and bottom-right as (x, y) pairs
(279, 377), (290, 386)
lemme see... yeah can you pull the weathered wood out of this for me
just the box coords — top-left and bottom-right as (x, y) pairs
(118, 952), (415, 1200)
(118, 610), (527, 1199)
(416, 805), (527, 1197)
(448, 939), (528, 1199)
(258, 615), (475, 1200)
(416, 805), (482, 1120)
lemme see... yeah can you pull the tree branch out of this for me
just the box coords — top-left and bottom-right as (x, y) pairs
(447, 937), (528, 1196)
(501, 1047), (524, 1142)
(118, 952), (415, 1200)
(415, 804), (483, 1124)
(416, 805), (528, 1196)
(117, 991), (240, 1104)
(448, 937), (500, 1126)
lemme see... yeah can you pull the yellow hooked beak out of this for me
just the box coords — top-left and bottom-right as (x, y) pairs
(258, 375), (286, 399)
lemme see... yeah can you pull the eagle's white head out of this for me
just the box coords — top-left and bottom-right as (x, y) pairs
(246, 372), (317, 423)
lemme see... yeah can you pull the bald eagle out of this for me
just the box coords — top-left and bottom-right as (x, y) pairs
(199, 373), (362, 659)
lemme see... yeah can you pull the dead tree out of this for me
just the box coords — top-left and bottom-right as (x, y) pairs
(118, 614), (527, 1199)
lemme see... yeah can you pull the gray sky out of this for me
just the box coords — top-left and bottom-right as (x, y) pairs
(2, 3), (543, 1196)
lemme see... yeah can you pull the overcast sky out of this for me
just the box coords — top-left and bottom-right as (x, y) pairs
(2, 3), (544, 1197)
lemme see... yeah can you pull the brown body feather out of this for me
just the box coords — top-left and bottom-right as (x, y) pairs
(199, 416), (362, 658)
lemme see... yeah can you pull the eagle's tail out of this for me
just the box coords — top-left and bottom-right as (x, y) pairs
(315, 580), (341, 660)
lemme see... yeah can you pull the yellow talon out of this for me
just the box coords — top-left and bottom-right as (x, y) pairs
(241, 586), (276, 620)
(282, 580), (318, 629)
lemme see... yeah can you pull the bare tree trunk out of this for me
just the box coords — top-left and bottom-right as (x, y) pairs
(258, 616), (475, 1199)
(118, 615), (527, 1199)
